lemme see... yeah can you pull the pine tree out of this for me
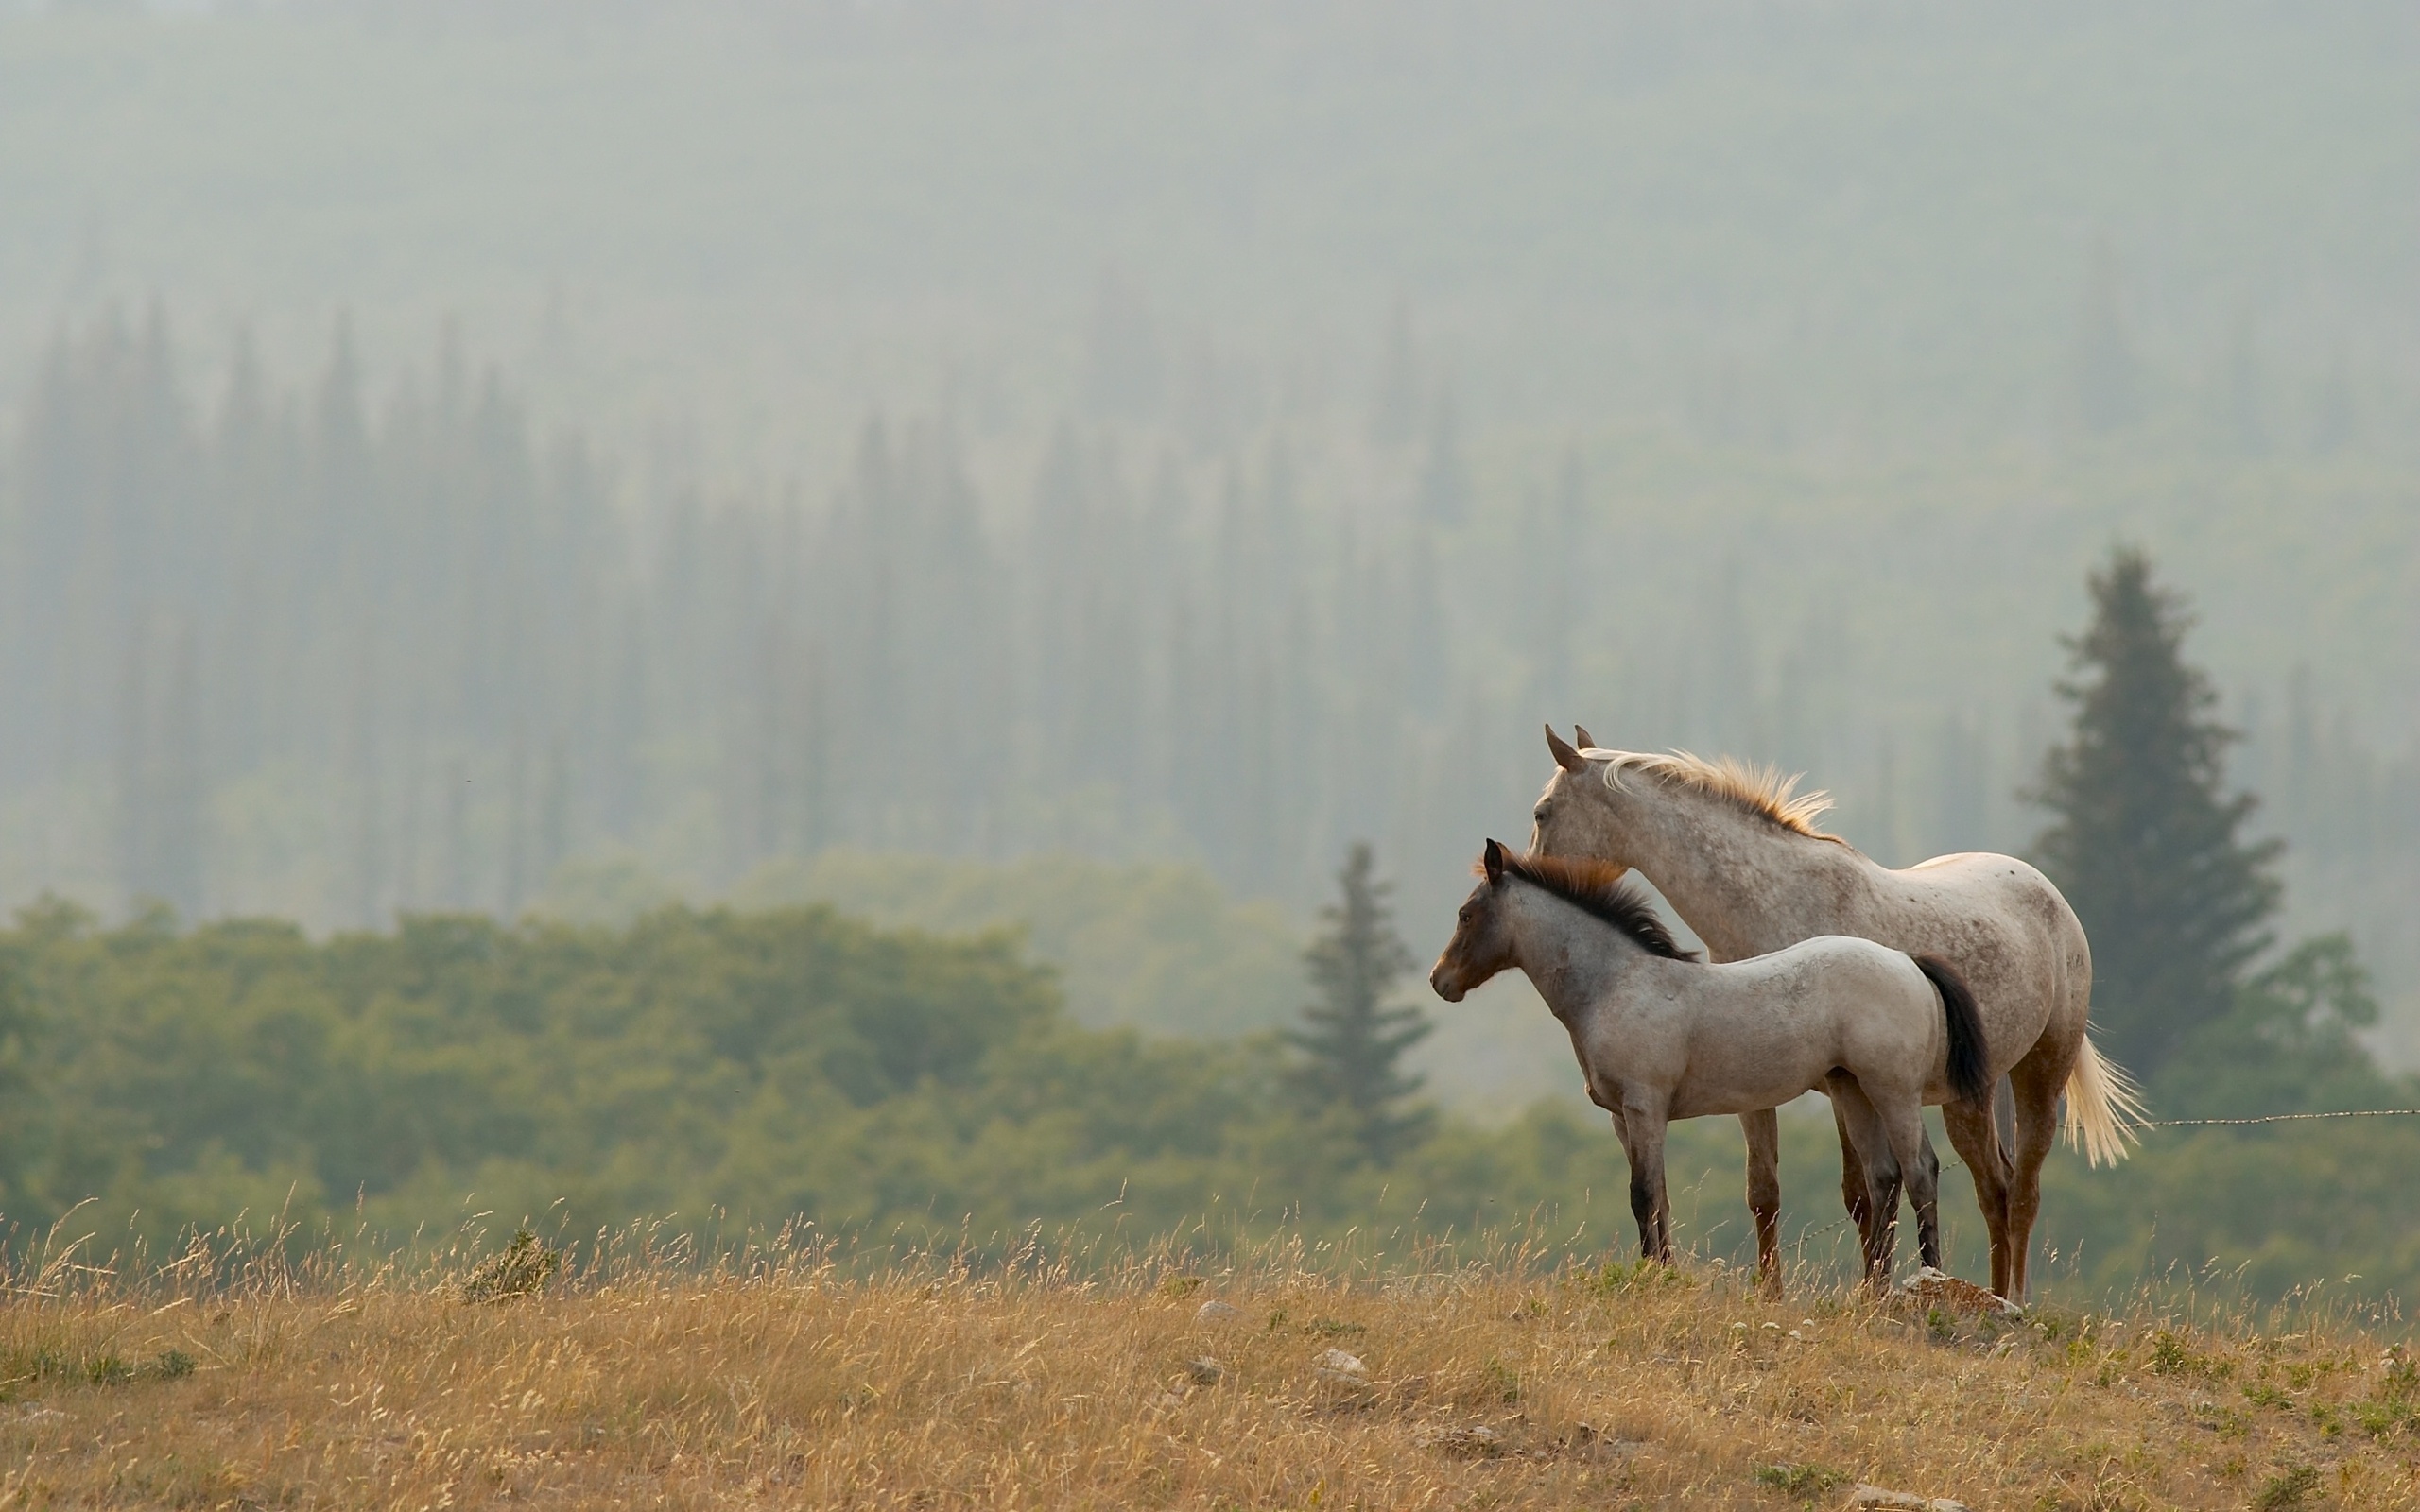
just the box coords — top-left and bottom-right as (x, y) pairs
(1288, 843), (1432, 1162)
(2030, 547), (2282, 1079)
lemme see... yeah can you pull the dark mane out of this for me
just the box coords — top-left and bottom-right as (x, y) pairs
(1493, 852), (1701, 961)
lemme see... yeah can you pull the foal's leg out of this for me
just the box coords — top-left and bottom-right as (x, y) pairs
(1828, 1096), (1877, 1259)
(1880, 1098), (1945, 1272)
(1826, 1075), (1902, 1290)
(1620, 1108), (1673, 1263)
(1607, 1112), (1639, 1258)
(1940, 1083), (2015, 1296)
(1740, 1108), (1782, 1291)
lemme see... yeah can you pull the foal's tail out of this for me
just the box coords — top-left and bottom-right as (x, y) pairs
(2063, 1034), (2146, 1168)
(1912, 954), (1992, 1107)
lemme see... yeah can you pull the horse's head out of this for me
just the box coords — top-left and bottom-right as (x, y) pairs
(1529, 724), (1636, 877)
(1429, 839), (1519, 1003)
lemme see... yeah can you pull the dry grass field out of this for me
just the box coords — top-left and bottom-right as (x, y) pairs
(1, 1227), (2415, 1511)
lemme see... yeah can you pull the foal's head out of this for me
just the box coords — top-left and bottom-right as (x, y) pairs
(1429, 838), (1700, 1003)
(1429, 839), (1520, 1003)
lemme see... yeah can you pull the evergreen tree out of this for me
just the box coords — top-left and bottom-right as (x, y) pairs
(2031, 547), (2282, 1079)
(1288, 843), (1432, 1162)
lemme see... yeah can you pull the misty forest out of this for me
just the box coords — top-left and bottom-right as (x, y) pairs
(2, 1), (2418, 1305)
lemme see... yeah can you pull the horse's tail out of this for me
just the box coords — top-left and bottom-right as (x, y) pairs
(1912, 954), (1991, 1108)
(2062, 1033), (2146, 1168)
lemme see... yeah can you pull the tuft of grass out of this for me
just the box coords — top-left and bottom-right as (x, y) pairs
(1479, 1355), (1521, 1403)
(1585, 1257), (1693, 1294)
(2381, 1344), (2417, 1396)
(2253, 1462), (2322, 1510)
(458, 1227), (561, 1304)
(1753, 1461), (1847, 1498)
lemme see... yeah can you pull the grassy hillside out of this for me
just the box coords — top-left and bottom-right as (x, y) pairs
(4, 1236), (2414, 1509)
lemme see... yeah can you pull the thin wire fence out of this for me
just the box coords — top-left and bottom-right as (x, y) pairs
(2136, 1108), (2420, 1128)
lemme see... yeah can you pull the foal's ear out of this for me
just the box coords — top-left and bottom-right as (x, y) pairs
(1482, 838), (1507, 885)
(1545, 725), (1586, 773)
(1572, 724), (1597, 750)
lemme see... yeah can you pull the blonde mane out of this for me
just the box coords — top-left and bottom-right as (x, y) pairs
(1588, 748), (1841, 841)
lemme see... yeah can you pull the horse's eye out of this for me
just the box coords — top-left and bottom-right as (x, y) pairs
(1532, 805), (1550, 823)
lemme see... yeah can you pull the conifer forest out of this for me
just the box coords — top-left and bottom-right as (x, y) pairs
(1, 1), (2418, 1303)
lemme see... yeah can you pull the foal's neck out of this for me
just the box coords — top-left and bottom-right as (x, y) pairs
(1506, 887), (1659, 1026)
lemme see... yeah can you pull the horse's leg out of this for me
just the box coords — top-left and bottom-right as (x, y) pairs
(2005, 1047), (2069, 1302)
(1621, 1108), (1672, 1263)
(1827, 1074), (1901, 1291)
(1829, 1095), (1876, 1260)
(1740, 1108), (1782, 1292)
(1941, 1084), (2014, 1295)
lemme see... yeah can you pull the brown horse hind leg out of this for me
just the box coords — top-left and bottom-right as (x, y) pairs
(2004, 1052), (2068, 1301)
(1941, 1088), (2014, 1296)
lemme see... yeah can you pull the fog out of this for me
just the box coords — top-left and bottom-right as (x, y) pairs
(3, 1), (2415, 1059)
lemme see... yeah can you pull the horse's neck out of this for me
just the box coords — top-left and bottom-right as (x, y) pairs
(1621, 786), (1875, 961)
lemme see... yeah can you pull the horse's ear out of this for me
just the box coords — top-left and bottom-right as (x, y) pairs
(1545, 725), (1586, 773)
(1573, 724), (1597, 750)
(1483, 838), (1507, 885)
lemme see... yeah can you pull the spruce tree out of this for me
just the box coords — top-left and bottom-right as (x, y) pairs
(2031, 547), (2281, 1079)
(1288, 843), (1433, 1162)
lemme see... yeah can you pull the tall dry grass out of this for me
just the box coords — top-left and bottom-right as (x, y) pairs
(0, 1214), (2413, 1510)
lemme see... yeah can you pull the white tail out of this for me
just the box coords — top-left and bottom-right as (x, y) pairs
(2063, 1034), (2147, 1167)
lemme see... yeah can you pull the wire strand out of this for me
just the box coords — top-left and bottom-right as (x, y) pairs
(2138, 1108), (2420, 1128)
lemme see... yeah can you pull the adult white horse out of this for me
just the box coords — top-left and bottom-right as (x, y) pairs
(1530, 727), (2141, 1300)
(1431, 840), (1993, 1286)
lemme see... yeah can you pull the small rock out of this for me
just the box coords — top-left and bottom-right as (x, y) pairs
(1195, 1299), (1243, 1324)
(1184, 1355), (1227, 1386)
(1314, 1348), (1368, 1380)
(1548, 1421), (1639, 1461)
(1896, 1267), (2021, 1318)
(1848, 1486), (1970, 1512)
(1421, 1423), (1504, 1459)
